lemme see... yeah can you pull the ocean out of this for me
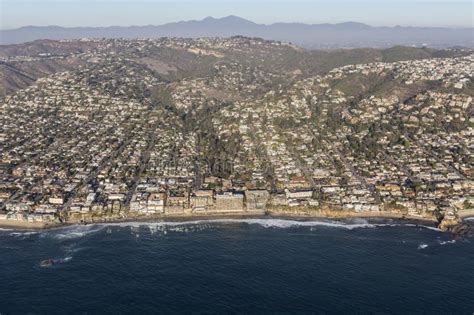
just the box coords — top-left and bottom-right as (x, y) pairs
(0, 218), (473, 314)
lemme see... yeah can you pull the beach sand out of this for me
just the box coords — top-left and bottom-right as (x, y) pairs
(0, 208), (441, 231)
(0, 219), (58, 230)
(458, 209), (474, 219)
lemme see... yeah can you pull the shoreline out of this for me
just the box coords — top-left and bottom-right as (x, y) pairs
(0, 220), (56, 230)
(0, 209), (445, 231)
(457, 209), (474, 219)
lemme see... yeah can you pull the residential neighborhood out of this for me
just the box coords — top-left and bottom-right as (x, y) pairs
(0, 37), (472, 227)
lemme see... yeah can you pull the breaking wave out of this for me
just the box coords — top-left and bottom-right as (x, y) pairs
(438, 239), (456, 245)
(62, 244), (87, 254)
(63, 256), (73, 262)
(28, 218), (441, 240)
(9, 231), (39, 238)
(418, 243), (429, 250)
(403, 224), (440, 232)
(99, 218), (440, 232)
(41, 224), (105, 240)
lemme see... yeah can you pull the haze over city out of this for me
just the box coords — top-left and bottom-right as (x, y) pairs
(1, 0), (473, 29)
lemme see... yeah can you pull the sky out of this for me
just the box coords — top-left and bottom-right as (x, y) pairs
(1, 0), (473, 30)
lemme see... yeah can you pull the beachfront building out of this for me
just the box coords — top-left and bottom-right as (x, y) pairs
(214, 193), (244, 212)
(245, 190), (270, 210)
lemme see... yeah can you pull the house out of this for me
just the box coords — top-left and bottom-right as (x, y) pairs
(146, 193), (164, 213)
(286, 189), (313, 199)
(288, 176), (310, 188)
(190, 192), (214, 212)
(86, 193), (96, 205)
(214, 193), (244, 211)
(269, 193), (287, 206)
(165, 205), (185, 215)
(245, 190), (270, 210)
(48, 196), (64, 205)
(130, 193), (147, 212)
(108, 193), (125, 201)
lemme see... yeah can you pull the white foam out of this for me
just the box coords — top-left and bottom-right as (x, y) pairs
(403, 223), (441, 232)
(418, 243), (429, 250)
(98, 218), (374, 230)
(9, 231), (39, 237)
(96, 218), (440, 232)
(41, 224), (105, 240)
(62, 244), (86, 254)
(33, 218), (441, 240)
(438, 239), (456, 245)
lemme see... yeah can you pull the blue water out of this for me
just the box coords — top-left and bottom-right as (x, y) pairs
(0, 218), (473, 314)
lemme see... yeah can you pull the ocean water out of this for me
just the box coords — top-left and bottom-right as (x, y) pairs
(0, 218), (473, 314)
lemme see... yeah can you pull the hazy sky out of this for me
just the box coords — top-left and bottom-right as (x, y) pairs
(1, 0), (473, 30)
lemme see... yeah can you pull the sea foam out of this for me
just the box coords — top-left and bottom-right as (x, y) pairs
(42, 224), (105, 240)
(438, 239), (456, 245)
(32, 218), (441, 240)
(99, 218), (440, 232)
(417, 243), (429, 250)
(9, 231), (39, 238)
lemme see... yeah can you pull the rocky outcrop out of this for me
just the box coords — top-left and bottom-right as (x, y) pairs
(441, 222), (472, 236)
(438, 217), (461, 232)
(438, 213), (473, 236)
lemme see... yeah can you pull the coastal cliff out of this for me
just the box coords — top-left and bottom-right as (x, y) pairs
(3, 205), (473, 234)
(438, 217), (472, 236)
(266, 206), (438, 222)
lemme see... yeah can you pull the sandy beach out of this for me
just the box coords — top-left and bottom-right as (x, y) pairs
(0, 219), (53, 230)
(457, 209), (474, 219)
(0, 207), (444, 231)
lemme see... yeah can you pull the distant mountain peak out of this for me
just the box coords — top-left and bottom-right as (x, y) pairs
(202, 16), (216, 21)
(1, 16), (472, 48)
(221, 15), (251, 21)
(202, 15), (256, 25)
(335, 21), (371, 28)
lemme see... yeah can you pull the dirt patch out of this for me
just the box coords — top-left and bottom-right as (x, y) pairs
(136, 57), (177, 75)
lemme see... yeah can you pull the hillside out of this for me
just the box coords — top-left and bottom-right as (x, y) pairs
(0, 37), (472, 224)
(0, 38), (469, 97)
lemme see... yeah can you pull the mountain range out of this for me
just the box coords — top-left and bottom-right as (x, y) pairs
(1, 15), (473, 49)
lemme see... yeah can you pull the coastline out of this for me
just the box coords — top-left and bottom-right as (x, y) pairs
(269, 209), (438, 222)
(0, 208), (444, 231)
(0, 220), (59, 230)
(457, 209), (474, 219)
